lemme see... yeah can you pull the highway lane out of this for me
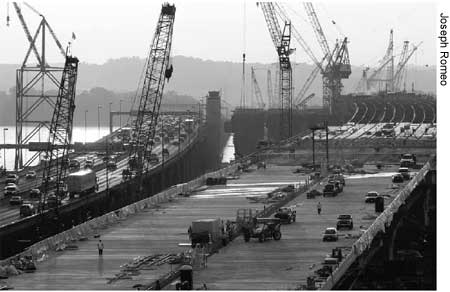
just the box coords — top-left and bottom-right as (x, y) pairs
(0, 123), (199, 227)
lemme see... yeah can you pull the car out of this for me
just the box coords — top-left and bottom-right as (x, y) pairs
(243, 218), (282, 243)
(398, 167), (411, 180)
(25, 171), (37, 179)
(323, 227), (338, 242)
(336, 214), (353, 230)
(4, 185), (19, 196)
(323, 183), (338, 197)
(274, 207), (296, 224)
(172, 140), (180, 146)
(85, 159), (94, 169)
(29, 188), (41, 199)
(46, 193), (61, 208)
(69, 160), (81, 171)
(307, 189), (322, 199)
(365, 191), (379, 203)
(106, 161), (117, 170)
(5, 173), (19, 184)
(400, 153), (416, 168)
(392, 173), (404, 183)
(162, 148), (170, 157)
(9, 195), (23, 205)
(20, 203), (35, 217)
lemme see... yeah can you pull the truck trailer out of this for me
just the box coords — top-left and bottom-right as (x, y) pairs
(66, 169), (98, 198)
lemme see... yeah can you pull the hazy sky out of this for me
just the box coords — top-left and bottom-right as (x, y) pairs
(0, 0), (437, 67)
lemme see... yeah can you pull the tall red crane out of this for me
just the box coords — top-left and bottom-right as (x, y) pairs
(128, 4), (176, 175)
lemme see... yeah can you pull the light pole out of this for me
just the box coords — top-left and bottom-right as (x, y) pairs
(119, 100), (123, 129)
(3, 128), (8, 170)
(97, 105), (102, 137)
(84, 110), (88, 143)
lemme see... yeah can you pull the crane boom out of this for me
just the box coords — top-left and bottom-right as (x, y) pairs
(12, 2), (42, 65)
(393, 41), (422, 90)
(258, 2), (282, 48)
(303, 2), (330, 57)
(251, 67), (265, 109)
(274, 3), (322, 69)
(267, 69), (273, 108)
(297, 93), (315, 109)
(129, 3), (176, 173)
(41, 54), (79, 212)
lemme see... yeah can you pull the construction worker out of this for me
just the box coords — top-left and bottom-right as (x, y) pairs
(317, 202), (322, 215)
(97, 239), (104, 255)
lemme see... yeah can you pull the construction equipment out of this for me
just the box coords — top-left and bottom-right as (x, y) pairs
(266, 69), (274, 108)
(128, 3), (176, 175)
(41, 54), (79, 212)
(303, 2), (350, 115)
(11, 2), (68, 169)
(322, 37), (351, 115)
(251, 67), (266, 109)
(365, 29), (394, 92)
(258, 2), (294, 140)
(393, 42), (422, 92)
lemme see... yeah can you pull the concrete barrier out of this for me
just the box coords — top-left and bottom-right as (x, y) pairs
(320, 157), (434, 290)
(0, 156), (242, 269)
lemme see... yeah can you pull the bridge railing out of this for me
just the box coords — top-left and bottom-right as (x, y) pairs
(320, 155), (435, 290)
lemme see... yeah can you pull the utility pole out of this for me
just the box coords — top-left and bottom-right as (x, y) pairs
(178, 117), (181, 154)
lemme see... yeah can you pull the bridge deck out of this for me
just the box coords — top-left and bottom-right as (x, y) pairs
(4, 165), (303, 290)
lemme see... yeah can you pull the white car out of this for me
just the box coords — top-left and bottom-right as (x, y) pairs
(26, 171), (37, 179)
(322, 227), (338, 242)
(4, 185), (19, 196)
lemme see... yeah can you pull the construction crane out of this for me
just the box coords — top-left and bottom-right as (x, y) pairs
(297, 93), (315, 110)
(251, 67), (266, 109)
(258, 2), (294, 140)
(393, 41), (422, 92)
(267, 69), (273, 108)
(303, 2), (351, 115)
(128, 3), (176, 175)
(41, 53), (79, 215)
(366, 30), (394, 92)
(322, 38), (351, 114)
(273, 3), (324, 107)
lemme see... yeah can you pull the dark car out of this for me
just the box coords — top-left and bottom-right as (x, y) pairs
(336, 214), (353, 230)
(29, 188), (41, 199)
(9, 195), (23, 205)
(106, 161), (117, 171)
(307, 189), (322, 199)
(365, 191), (379, 203)
(392, 173), (404, 183)
(323, 184), (338, 197)
(274, 207), (296, 224)
(398, 167), (411, 180)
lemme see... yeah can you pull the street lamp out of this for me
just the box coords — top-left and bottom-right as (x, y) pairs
(3, 128), (8, 170)
(84, 110), (88, 143)
(97, 105), (102, 137)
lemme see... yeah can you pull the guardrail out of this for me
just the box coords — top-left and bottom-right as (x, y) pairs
(320, 156), (435, 290)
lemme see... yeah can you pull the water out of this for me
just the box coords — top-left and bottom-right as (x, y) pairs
(1, 126), (114, 170)
(221, 134), (235, 164)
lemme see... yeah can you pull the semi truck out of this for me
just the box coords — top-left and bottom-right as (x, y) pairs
(66, 169), (98, 198)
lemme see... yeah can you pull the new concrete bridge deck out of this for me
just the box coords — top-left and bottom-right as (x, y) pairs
(3, 165), (406, 290)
